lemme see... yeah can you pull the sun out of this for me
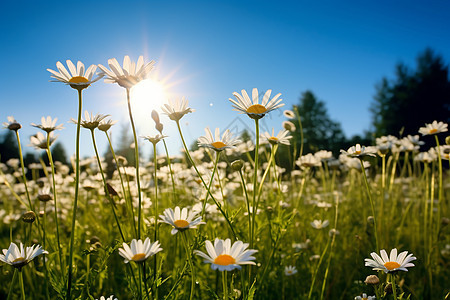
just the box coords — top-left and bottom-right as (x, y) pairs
(129, 78), (167, 130)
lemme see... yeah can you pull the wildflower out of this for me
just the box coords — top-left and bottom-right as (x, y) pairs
(311, 219), (329, 229)
(30, 132), (57, 150)
(96, 296), (118, 300)
(229, 88), (283, 119)
(47, 60), (102, 90)
(31, 116), (64, 133)
(198, 127), (240, 152)
(354, 293), (375, 300)
(261, 129), (292, 145)
(98, 55), (155, 89)
(142, 134), (166, 146)
(283, 109), (295, 118)
(284, 265), (298, 276)
(194, 238), (257, 271)
(365, 248), (416, 273)
(98, 118), (118, 132)
(151, 110), (164, 133)
(296, 153), (321, 168)
(282, 120), (296, 132)
(341, 144), (376, 158)
(161, 97), (195, 121)
(315, 150), (333, 161)
(159, 206), (205, 235)
(21, 211), (36, 224)
(118, 238), (162, 263)
(71, 111), (109, 130)
(364, 275), (380, 285)
(0, 242), (48, 269)
(418, 120), (448, 135)
(37, 187), (52, 202)
(3, 116), (21, 131)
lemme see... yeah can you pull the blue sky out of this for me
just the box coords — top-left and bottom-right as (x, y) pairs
(1, 0), (450, 158)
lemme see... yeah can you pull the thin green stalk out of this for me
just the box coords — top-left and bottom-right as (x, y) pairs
(182, 231), (195, 300)
(14, 131), (33, 211)
(138, 262), (143, 300)
(67, 89), (83, 300)
(251, 119), (260, 250)
(6, 269), (17, 300)
(43, 202), (50, 300)
(391, 273), (397, 300)
(175, 120), (236, 239)
(162, 139), (177, 203)
(90, 129), (126, 242)
(293, 106), (304, 159)
(359, 158), (379, 252)
(222, 271), (228, 300)
(434, 135), (443, 236)
(143, 262), (151, 300)
(46, 136), (64, 272)
(152, 142), (159, 300)
(238, 169), (251, 242)
(19, 270), (25, 300)
(105, 132), (137, 237)
(126, 88), (143, 239)
(201, 152), (220, 217)
(308, 236), (330, 300)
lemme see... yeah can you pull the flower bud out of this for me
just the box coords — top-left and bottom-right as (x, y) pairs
(151, 110), (160, 124)
(155, 122), (164, 134)
(22, 211), (36, 223)
(231, 160), (244, 171)
(364, 275), (380, 285)
(446, 136), (450, 145)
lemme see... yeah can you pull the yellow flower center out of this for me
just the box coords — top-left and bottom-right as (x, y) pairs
(174, 219), (189, 228)
(214, 254), (236, 266)
(69, 76), (89, 84)
(269, 137), (278, 141)
(384, 261), (401, 270)
(211, 141), (227, 149)
(354, 150), (361, 155)
(429, 128), (438, 134)
(246, 104), (267, 114)
(12, 257), (25, 263)
(131, 253), (147, 262)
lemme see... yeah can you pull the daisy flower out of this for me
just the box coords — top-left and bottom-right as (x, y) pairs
(262, 128), (292, 145)
(282, 121), (296, 132)
(30, 132), (57, 150)
(365, 248), (416, 273)
(354, 293), (375, 300)
(161, 97), (195, 121)
(341, 144), (376, 158)
(98, 55), (155, 89)
(418, 120), (448, 135)
(0, 242), (48, 269)
(98, 118), (118, 132)
(31, 116), (64, 133)
(197, 127), (241, 152)
(296, 153), (321, 168)
(284, 265), (298, 276)
(71, 111), (109, 130)
(310, 219), (329, 229)
(229, 88), (284, 119)
(47, 60), (102, 90)
(194, 238), (257, 271)
(118, 238), (162, 263)
(142, 134), (167, 146)
(159, 206), (205, 235)
(96, 296), (118, 300)
(3, 116), (21, 131)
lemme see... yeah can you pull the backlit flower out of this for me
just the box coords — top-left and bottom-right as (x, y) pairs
(98, 55), (155, 89)
(30, 132), (57, 150)
(311, 219), (329, 229)
(0, 242), (48, 269)
(160, 206), (205, 235)
(229, 88), (283, 119)
(71, 111), (109, 130)
(161, 97), (195, 121)
(98, 118), (117, 132)
(296, 153), (321, 168)
(198, 127), (240, 152)
(341, 144), (376, 158)
(365, 248), (416, 273)
(118, 238), (162, 263)
(31, 116), (64, 133)
(418, 120), (448, 135)
(3, 116), (21, 131)
(47, 60), (102, 90)
(142, 134), (167, 146)
(262, 128), (292, 145)
(194, 238), (257, 271)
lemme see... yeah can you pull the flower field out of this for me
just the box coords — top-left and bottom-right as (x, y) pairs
(0, 56), (449, 299)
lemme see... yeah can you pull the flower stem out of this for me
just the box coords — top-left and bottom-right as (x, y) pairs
(126, 88), (143, 239)
(19, 270), (25, 300)
(162, 139), (177, 203)
(14, 131), (33, 211)
(7, 269), (17, 300)
(67, 89), (83, 300)
(251, 119), (260, 250)
(152, 142), (159, 300)
(182, 231), (195, 300)
(201, 152), (220, 217)
(222, 271), (228, 300)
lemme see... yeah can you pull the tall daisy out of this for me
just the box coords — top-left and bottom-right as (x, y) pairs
(197, 127), (241, 152)
(118, 238), (162, 264)
(160, 206), (204, 235)
(418, 120), (448, 135)
(47, 60), (102, 90)
(364, 248), (416, 273)
(0, 242), (48, 269)
(31, 116), (64, 133)
(194, 238), (257, 271)
(161, 97), (195, 121)
(229, 88), (283, 120)
(262, 128), (292, 146)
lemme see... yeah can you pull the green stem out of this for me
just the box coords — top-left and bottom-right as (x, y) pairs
(67, 89), (83, 300)
(126, 88), (143, 239)
(152, 142), (159, 300)
(90, 129), (126, 242)
(14, 131), (33, 210)
(162, 139), (177, 203)
(308, 236), (330, 299)
(251, 119), (260, 250)
(222, 271), (228, 300)
(46, 136), (64, 273)
(359, 158), (379, 252)
(238, 169), (251, 242)
(201, 152), (220, 217)
(143, 262), (151, 300)
(391, 273), (397, 299)
(19, 270), (25, 300)
(182, 231), (195, 300)
(6, 269), (17, 300)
